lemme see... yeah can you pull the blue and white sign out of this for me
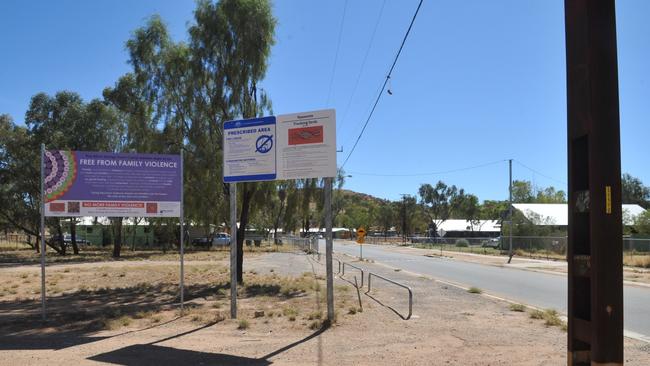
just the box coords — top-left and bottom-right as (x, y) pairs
(223, 116), (276, 182)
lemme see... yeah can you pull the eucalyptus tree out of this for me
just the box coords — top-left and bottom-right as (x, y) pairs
(113, 0), (276, 278)
(1, 92), (123, 255)
(418, 181), (463, 237)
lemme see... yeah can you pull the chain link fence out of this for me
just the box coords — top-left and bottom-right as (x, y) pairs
(362, 235), (650, 265)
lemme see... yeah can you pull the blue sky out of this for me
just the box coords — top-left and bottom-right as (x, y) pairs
(1, 0), (648, 202)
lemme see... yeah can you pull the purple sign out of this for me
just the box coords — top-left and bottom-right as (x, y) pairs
(43, 150), (181, 217)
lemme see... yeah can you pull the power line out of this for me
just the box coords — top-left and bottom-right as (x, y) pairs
(339, 0), (387, 148)
(348, 159), (508, 177)
(325, 0), (349, 107)
(339, 0), (424, 170)
(513, 159), (567, 185)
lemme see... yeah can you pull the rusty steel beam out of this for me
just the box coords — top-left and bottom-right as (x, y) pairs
(565, 0), (623, 365)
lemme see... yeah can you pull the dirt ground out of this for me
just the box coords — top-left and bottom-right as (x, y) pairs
(1, 248), (649, 365)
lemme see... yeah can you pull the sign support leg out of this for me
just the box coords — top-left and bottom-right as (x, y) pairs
(179, 149), (185, 314)
(40, 144), (46, 321)
(230, 183), (238, 319)
(325, 177), (334, 323)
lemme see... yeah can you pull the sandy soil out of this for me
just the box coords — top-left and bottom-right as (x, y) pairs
(1, 250), (648, 365)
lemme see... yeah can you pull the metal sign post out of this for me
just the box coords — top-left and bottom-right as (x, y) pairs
(179, 149), (185, 314)
(40, 144), (46, 321)
(222, 110), (336, 323)
(565, 1), (623, 364)
(230, 183), (238, 319)
(324, 177), (334, 323)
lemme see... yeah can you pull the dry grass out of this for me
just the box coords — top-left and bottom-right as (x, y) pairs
(624, 255), (650, 268)
(238, 319), (250, 330)
(529, 308), (565, 329)
(0, 252), (356, 339)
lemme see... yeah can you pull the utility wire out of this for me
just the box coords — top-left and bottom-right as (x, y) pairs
(513, 159), (567, 185)
(348, 159), (508, 177)
(339, 0), (424, 170)
(325, 0), (349, 106)
(340, 0), (387, 147)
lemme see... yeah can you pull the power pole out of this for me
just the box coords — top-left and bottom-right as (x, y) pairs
(508, 159), (514, 264)
(565, 1), (623, 364)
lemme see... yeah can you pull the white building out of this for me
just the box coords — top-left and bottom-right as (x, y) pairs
(512, 203), (646, 226)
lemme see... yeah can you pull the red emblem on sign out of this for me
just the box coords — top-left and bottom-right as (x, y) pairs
(288, 126), (323, 145)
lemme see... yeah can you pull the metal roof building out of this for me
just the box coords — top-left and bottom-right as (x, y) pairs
(512, 203), (646, 226)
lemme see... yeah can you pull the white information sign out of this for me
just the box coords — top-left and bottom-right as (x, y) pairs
(276, 109), (336, 180)
(223, 116), (276, 182)
(223, 109), (336, 182)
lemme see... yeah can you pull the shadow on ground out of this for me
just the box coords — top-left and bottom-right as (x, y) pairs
(87, 324), (328, 366)
(1, 273), (312, 351)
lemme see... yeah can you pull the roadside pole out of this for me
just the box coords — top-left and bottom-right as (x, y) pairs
(508, 159), (513, 263)
(230, 183), (237, 319)
(325, 177), (334, 323)
(40, 144), (46, 321)
(179, 149), (185, 314)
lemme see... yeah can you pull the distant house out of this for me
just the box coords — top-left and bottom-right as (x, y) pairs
(436, 219), (501, 238)
(512, 203), (646, 227)
(73, 217), (154, 247)
(300, 227), (353, 239)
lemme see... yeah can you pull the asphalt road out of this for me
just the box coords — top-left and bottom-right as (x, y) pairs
(320, 240), (650, 339)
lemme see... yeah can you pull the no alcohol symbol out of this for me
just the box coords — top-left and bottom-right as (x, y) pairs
(255, 135), (273, 154)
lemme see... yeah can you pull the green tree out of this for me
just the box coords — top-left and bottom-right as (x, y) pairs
(634, 211), (650, 236)
(452, 193), (481, 230)
(535, 186), (567, 203)
(418, 181), (463, 236)
(1, 91), (124, 256)
(114, 0), (276, 276)
(376, 201), (395, 236)
(0, 115), (42, 251)
(190, 0), (276, 283)
(622, 173), (649, 209)
(511, 180), (534, 203)
(480, 200), (508, 220)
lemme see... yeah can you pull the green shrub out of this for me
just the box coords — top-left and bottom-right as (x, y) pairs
(455, 239), (470, 247)
(237, 319), (250, 330)
(509, 303), (526, 312)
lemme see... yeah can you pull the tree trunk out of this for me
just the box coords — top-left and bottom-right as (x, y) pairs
(273, 200), (285, 244)
(131, 217), (140, 251)
(56, 220), (66, 256)
(237, 183), (254, 283)
(112, 217), (123, 258)
(70, 219), (79, 255)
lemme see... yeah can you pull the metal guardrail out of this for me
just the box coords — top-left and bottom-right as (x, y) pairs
(333, 258), (342, 274)
(366, 272), (413, 320)
(342, 262), (364, 288)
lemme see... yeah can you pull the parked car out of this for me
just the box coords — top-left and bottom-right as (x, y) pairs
(191, 237), (212, 247)
(482, 237), (501, 249)
(50, 234), (89, 246)
(192, 233), (231, 248)
(212, 233), (231, 246)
